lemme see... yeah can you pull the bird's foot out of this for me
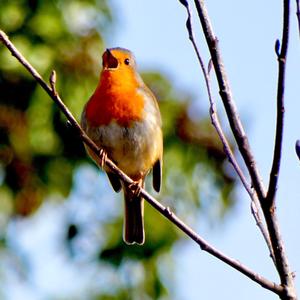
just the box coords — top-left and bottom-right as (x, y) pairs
(128, 181), (142, 198)
(98, 149), (108, 169)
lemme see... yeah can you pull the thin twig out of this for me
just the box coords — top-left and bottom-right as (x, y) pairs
(267, 21), (288, 206)
(0, 29), (285, 297)
(192, 0), (266, 202)
(296, 0), (300, 39)
(295, 140), (300, 160)
(265, 0), (296, 297)
(178, 0), (275, 262)
(49, 70), (57, 96)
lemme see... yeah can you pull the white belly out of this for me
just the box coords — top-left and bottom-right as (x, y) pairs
(83, 118), (162, 179)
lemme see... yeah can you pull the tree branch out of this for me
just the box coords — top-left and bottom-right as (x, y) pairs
(264, 1), (296, 297)
(183, 0), (296, 298)
(295, 140), (300, 160)
(178, 0), (275, 263)
(192, 0), (266, 202)
(296, 0), (300, 39)
(267, 10), (289, 207)
(0, 29), (285, 297)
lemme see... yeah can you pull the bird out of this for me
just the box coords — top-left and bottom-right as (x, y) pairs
(81, 47), (163, 245)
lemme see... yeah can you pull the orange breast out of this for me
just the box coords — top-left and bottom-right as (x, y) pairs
(86, 70), (145, 127)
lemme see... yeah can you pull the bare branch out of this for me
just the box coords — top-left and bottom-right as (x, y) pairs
(296, 0), (300, 38)
(266, 5), (289, 207)
(192, 0), (266, 202)
(178, 0), (275, 262)
(179, 0), (252, 205)
(295, 140), (300, 160)
(183, 0), (296, 298)
(264, 1), (296, 297)
(49, 70), (57, 96)
(0, 29), (285, 297)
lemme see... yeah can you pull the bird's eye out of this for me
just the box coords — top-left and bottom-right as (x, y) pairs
(124, 58), (130, 65)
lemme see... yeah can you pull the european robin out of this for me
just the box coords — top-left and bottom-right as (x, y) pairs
(81, 48), (163, 245)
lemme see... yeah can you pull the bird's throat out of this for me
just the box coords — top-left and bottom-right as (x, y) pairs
(85, 71), (145, 127)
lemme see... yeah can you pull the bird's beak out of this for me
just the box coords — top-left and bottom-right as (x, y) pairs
(103, 49), (118, 69)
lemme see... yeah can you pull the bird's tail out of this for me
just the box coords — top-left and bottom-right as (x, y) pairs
(123, 184), (144, 245)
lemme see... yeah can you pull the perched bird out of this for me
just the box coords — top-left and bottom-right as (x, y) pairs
(81, 48), (163, 245)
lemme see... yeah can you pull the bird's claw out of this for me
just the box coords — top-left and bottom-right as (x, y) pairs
(99, 149), (108, 169)
(128, 181), (142, 198)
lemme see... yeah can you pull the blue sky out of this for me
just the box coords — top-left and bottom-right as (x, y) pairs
(3, 1), (300, 299)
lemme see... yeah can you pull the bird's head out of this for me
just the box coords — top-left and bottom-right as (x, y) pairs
(102, 48), (137, 71)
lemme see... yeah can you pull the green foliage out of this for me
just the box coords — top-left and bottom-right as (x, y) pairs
(0, 0), (108, 214)
(0, 1), (236, 299)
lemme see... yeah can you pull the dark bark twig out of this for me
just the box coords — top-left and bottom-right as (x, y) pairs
(264, 1), (296, 298)
(0, 29), (285, 297)
(178, 0), (275, 263)
(185, 0), (296, 298)
(296, 0), (300, 39)
(192, 0), (266, 202)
